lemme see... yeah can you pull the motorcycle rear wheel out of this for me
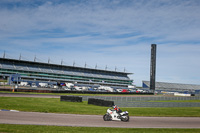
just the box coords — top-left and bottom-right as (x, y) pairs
(103, 114), (111, 121)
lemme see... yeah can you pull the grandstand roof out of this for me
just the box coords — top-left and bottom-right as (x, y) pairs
(143, 81), (200, 90)
(0, 57), (133, 75)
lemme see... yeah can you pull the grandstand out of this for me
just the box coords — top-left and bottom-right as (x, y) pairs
(0, 57), (133, 88)
(143, 81), (200, 93)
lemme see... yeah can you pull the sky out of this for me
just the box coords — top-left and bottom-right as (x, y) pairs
(0, 0), (200, 86)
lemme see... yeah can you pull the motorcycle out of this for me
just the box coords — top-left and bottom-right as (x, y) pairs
(103, 108), (129, 122)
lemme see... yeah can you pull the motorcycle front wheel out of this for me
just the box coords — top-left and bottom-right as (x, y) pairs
(121, 115), (129, 122)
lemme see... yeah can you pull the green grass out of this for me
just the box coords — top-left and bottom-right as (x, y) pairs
(1, 97), (200, 116)
(147, 100), (200, 102)
(126, 107), (200, 117)
(0, 124), (200, 133)
(0, 97), (107, 115)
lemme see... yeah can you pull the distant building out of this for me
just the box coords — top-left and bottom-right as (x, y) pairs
(143, 81), (200, 93)
(0, 57), (133, 88)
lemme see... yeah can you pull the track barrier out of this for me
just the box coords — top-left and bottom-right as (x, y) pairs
(60, 96), (82, 102)
(88, 98), (114, 107)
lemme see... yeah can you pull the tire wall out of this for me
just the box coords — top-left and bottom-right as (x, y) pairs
(88, 98), (114, 107)
(60, 96), (82, 102)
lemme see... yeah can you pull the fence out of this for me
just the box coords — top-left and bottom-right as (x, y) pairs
(82, 96), (200, 107)
(114, 102), (200, 107)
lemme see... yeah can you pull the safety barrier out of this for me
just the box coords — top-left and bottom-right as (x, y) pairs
(60, 96), (82, 102)
(0, 87), (154, 95)
(114, 101), (200, 107)
(82, 95), (200, 101)
(88, 98), (114, 107)
(83, 96), (200, 107)
(53, 90), (154, 95)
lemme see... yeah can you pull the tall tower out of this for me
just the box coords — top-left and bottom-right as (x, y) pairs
(150, 44), (157, 92)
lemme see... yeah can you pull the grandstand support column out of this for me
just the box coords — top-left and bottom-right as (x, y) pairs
(150, 44), (157, 92)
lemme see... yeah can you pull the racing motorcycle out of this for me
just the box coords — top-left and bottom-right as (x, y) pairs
(103, 108), (129, 122)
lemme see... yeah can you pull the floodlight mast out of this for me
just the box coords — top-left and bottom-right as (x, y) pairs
(150, 44), (157, 92)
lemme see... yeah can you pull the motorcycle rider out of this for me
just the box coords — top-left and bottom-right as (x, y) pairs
(113, 105), (122, 114)
(103, 105), (129, 122)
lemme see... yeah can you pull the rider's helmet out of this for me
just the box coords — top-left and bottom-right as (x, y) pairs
(113, 105), (117, 109)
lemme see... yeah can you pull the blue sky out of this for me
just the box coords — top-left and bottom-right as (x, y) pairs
(0, 0), (200, 86)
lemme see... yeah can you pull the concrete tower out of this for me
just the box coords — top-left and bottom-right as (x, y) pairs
(150, 44), (157, 92)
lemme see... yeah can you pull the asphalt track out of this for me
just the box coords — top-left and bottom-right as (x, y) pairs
(0, 111), (200, 128)
(0, 93), (60, 98)
(1, 93), (200, 128)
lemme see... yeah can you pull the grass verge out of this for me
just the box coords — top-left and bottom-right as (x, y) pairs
(0, 124), (200, 133)
(1, 97), (200, 116)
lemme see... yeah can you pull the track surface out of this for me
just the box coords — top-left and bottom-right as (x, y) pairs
(0, 93), (60, 98)
(0, 111), (200, 128)
(1, 93), (200, 128)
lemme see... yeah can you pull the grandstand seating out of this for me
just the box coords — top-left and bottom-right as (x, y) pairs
(0, 58), (133, 87)
(143, 81), (200, 91)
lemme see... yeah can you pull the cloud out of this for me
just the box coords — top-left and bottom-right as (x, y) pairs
(0, 0), (200, 86)
(1, 0), (200, 39)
